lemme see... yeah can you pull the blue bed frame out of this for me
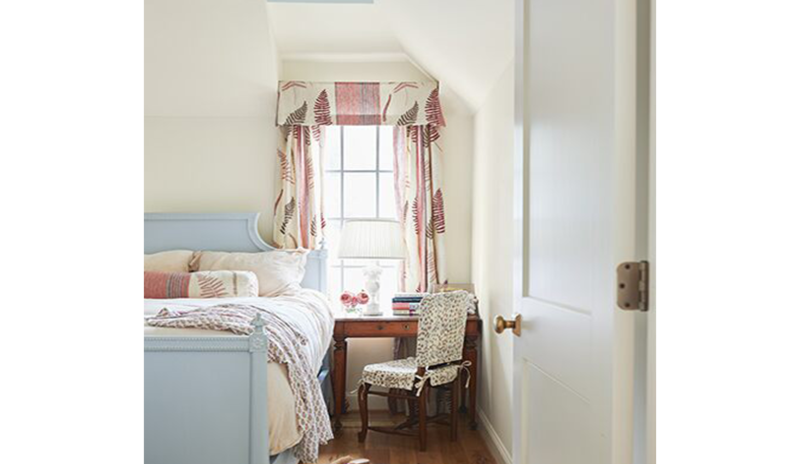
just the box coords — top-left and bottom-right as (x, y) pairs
(144, 213), (331, 464)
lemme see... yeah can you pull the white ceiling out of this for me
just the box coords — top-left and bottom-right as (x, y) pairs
(267, 0), (514, 111)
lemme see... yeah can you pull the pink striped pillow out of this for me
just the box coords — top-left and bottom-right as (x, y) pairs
(144, 271), (259, 299)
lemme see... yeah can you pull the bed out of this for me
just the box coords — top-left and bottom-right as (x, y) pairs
(144, 213), (332, 464)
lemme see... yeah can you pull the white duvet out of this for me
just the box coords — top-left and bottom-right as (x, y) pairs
(144, 289), (334, 455)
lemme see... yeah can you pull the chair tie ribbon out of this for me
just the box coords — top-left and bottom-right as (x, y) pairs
(413, 360), (472, 396)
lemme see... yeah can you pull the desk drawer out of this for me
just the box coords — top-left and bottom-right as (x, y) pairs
(344, 321), (417, 337)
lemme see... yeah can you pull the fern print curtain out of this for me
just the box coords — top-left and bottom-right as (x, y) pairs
(394, 125), (447, 292)
(273, 125), (326, 249)
(275, 80), (447, 272)
(275, 81), (447, 411)
(277, 81), (445, 127)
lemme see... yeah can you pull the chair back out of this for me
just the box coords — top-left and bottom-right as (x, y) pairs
(415, 291), (473, 368)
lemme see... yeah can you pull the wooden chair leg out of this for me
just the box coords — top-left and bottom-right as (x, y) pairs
(388, 389), (398, 415)
(358, 383), (370, 443)
(450, 381), (458, 441)
(418, 384), (428, 452)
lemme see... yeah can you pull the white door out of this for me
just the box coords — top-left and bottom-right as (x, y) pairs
(505, 1), (644, 464)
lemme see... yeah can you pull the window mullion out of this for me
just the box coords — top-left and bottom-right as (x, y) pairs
(340, 126), (345, 220)
(339, 127), (345, 295)
(375, 127), (380, 218)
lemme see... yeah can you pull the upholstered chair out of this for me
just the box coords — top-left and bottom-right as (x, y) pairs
(356, 291), (473, 451)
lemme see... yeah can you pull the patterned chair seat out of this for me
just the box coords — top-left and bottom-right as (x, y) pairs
(362, 356), (462, 391)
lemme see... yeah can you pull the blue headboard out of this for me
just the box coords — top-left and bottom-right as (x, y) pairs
(143, 213), (327, 292)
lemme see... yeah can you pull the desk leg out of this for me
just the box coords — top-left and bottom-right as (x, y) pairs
(464, 335), (478, 430)
(332, 336), (347, 431)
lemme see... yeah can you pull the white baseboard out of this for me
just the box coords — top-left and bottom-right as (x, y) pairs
(477, 408), (512, 464)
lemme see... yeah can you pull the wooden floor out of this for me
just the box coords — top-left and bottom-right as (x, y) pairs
(317, 412), (498, 464)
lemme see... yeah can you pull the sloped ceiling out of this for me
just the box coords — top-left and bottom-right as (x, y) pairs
(267, 0), (514, 111)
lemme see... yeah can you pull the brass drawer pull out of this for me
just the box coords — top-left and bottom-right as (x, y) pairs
(403, 324), (410, 330)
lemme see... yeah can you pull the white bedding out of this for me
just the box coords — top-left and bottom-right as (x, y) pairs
(144, 289), (334, 455)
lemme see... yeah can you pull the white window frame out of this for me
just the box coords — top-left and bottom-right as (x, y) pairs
(325, 126), (398, 300)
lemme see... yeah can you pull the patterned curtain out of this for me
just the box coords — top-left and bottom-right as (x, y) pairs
(394, 125), (447, 292)
(273, 125), (326, 250)
(276, 81), (449, 414)
(277, 81), (444, 127)
(274, 80), (447, 256)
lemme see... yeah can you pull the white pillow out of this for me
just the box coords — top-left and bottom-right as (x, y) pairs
(191, 250), (307, 297)
(144, 250), (195, 273)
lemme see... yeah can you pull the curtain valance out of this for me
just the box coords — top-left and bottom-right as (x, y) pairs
(277, 81), (446, 127)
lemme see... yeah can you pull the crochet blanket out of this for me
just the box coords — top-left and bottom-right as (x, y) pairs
(146, 303), (333, 463)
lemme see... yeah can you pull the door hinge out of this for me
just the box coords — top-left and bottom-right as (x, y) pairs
(616, 261), (649, 311)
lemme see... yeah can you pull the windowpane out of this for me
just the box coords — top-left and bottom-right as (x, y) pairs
(343, 172), (376, 217)
(325, 127), (341, 170)
(328, 264), (342, 298)
(343, 126), (377, 170)
(343, 267), (366, 294)
(379, 172), (396, 219)
(324, 172), (342, 218)
(380, 264), (399, 307)
(379, 126), (394, 171)
(325, 219), (342, 256)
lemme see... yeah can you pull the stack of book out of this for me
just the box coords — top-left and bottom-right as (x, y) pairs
(391, 293), (429, 315)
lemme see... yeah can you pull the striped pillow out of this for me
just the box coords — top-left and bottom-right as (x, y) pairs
(144, 270), (259, 299)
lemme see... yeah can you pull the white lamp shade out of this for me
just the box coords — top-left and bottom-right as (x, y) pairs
(337, 219), (405, 259)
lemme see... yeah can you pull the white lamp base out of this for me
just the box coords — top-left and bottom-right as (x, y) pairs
(362, 262), (383, 316)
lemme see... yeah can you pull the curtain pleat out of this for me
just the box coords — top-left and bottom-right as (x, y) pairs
(394, 125), (448, 292)
(273, 125), (326, 250)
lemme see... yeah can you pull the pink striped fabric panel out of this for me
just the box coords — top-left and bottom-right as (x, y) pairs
(335, 82), (381, 125)
(144, 271), (191, 299)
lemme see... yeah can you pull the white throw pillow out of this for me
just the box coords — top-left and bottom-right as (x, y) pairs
(144, 250), (195, 273)
(191, 250), (307, 297)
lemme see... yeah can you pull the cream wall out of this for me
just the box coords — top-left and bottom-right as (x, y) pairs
(282, 59), (474, 408)
(281, 59), (426, 82)
(144, 0), (281, 239)
(472, 63), (515, 461)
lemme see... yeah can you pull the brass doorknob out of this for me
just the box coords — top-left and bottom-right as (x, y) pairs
(494, 314), (521, 336)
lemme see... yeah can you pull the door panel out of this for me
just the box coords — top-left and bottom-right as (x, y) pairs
(524, 302), (592, 398)
(513, 0), (638, 463)
(526, 0), (613, 312)
(522, 361), (593, 464)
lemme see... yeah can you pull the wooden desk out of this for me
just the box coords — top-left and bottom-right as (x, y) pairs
(332, 311), (482, 431)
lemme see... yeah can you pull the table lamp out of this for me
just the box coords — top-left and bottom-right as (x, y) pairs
(337, 219), (405, 316)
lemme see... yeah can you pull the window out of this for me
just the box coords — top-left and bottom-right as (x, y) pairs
(324, 126), (398, 307)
